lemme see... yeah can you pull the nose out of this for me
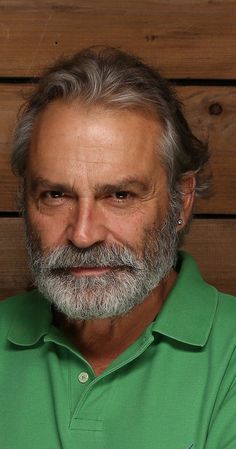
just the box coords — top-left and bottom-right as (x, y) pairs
(66, 199), (108, 248)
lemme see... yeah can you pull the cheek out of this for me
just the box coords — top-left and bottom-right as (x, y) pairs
(104, 208), (159, 248)
(26, 205), (70, 249)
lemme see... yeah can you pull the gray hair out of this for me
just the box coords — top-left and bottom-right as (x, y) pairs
(11, 47), (211, 210)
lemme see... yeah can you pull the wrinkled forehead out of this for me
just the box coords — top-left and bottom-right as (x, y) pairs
(27, 100), (167, 188)
(30, 101), (163, 164)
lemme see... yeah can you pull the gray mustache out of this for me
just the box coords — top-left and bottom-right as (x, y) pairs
(37, 243), (143, 272)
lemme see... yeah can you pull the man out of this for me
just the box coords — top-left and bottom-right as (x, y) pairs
(1, 47), (236, 449)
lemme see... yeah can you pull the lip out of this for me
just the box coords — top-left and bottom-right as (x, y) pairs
(70, 266), (113, 277)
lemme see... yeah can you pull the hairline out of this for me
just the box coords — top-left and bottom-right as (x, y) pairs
(14, 95), (177, 187)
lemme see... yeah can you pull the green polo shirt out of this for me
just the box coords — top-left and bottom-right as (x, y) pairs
(1, 251), (236, 449)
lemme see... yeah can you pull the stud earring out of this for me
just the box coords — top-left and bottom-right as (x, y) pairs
(177, 218), (183, 225)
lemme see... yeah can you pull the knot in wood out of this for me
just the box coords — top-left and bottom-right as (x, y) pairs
(209, 103), (223, 116)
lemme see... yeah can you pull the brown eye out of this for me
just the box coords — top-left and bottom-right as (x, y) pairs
(114, 191), (130, 200)
(47, 191), (64, 199)
(40, 190), (66, 206)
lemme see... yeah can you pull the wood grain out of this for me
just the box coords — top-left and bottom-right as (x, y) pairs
(0, 217), (235, 300)
(0, 85), (26, 210)
(182, 219), (236, 295)
(0, 84), (235, 213)
(0, 1), (236, 78)
(0, 218), (32, 300)
(180, 86), (236, 214)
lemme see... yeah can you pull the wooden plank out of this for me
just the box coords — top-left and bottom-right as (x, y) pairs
(180, 86), (236, 214)
(0, 85), (26, 210)
(0, 217), (235, 300)
(182, 219), (236, 296)
(0, 218), (32, 300)
(0, 1), (236, 78)
(0, 84), (235, 213)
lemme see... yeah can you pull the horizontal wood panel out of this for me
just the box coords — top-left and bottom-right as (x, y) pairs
(0, 217), (235, 300)
(0, 84), (235, 213)
(0, 1), (236, 78)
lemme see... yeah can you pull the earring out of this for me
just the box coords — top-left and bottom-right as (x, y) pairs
(177, 218), (183, 225)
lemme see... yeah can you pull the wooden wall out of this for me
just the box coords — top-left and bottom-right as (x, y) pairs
(0, 0), (235, 299)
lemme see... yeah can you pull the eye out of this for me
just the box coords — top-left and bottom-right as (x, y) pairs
(40, 190), (66, 206)
(44, 191), (64, 199)
(109, 191), (138, 207)
(114, 191), (130, 200)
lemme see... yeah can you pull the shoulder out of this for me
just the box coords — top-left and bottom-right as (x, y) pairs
(175, 251), (236, 345)
(0, 290), (38, 312)
(197, 275), (236, 344)
(178, 250), (236, 313)
(214, 289), (236, 331)
(0, 290), (43, 338)
(217, 289), (236, 308)
(199, 286), (236, 361)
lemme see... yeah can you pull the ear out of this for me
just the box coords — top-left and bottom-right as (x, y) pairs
(177, 173), (196, 231)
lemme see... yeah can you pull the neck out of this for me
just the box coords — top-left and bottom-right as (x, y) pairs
(54, 269), (177, 375)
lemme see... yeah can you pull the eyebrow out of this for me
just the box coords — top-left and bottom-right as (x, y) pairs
(29, 177), (71, 194)
(29, 175), (151, 196)
(94, 177), (151, 196)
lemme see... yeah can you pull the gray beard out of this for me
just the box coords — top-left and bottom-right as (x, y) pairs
(25, 207), (179, 320)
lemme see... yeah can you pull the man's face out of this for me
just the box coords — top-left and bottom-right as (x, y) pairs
(25, 101), (180, 319)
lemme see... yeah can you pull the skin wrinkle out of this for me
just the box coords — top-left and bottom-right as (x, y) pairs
(29, 175), (157, 199)
(9, 48), (208, 375)
(25, 100), (195, 374)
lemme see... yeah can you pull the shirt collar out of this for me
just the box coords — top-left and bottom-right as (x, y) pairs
(7, 290), (52, 346)
(152, 251), (218, 347)
(7, 251), (218, 348)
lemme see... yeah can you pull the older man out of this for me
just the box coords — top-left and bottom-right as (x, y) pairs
(0, 47), (236, 449)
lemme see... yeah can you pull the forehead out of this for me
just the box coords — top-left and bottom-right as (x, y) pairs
(28, 100), (166, 186)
